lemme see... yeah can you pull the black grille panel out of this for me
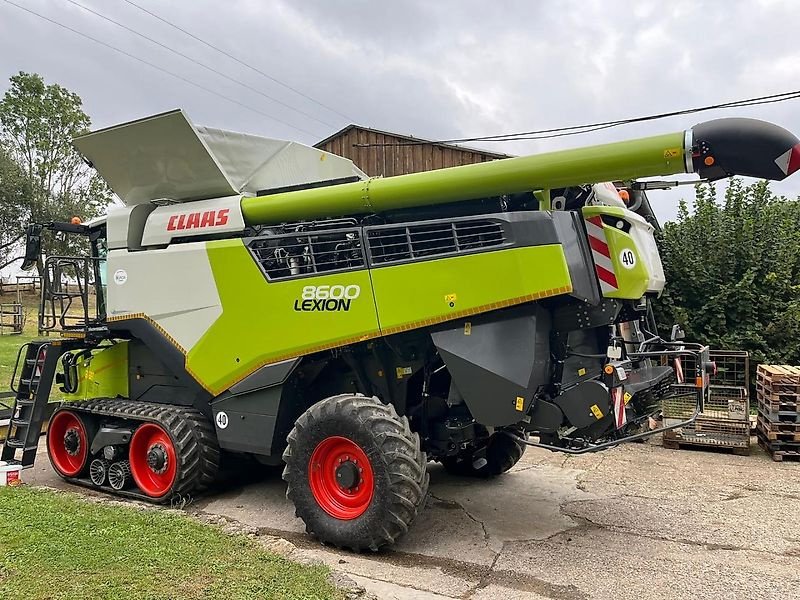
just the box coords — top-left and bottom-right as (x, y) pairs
(249, 229), (365, 280)
(368, 220), (506, 265)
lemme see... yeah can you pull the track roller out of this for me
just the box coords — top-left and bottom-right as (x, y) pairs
(89, 458), (110, 486)
(108, 460), (131, 491)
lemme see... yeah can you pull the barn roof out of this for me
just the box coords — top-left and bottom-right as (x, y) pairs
(315, 124), (513, 159)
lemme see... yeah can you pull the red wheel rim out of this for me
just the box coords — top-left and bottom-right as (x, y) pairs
(308, 436), (374, 520)
(47, 410), (89, 477)
(129, 423), (178, 498)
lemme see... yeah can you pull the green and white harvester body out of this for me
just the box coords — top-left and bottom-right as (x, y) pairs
(3, 110), (799, 549)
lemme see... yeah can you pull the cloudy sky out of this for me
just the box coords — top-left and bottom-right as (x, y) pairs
(1, 0), (800, 224)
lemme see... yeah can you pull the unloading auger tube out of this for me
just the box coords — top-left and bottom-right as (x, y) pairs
(240, 117), (800, 225)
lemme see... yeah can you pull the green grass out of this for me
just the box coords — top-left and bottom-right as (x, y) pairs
(0, 487), (342, 600)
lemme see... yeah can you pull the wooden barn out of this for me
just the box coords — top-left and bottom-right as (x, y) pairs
(314, 125), (511, 178)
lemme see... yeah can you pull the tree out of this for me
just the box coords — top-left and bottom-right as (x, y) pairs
(654, 178), (800, 387)
(0, 144), (31, 270)
(0, 72), (112, 266)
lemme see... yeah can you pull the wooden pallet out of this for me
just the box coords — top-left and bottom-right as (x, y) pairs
(756, 383), (800, 403)
(757, 434), (800, 462)
(757, 404), (800, 423)
(757, 364), (800, 383)
(663, 437), (750, 456)
(757, 393), (799, 414)
(757, 416), (800, 442)
(758, 414), (800, 431)
(757, 366), (800, 399)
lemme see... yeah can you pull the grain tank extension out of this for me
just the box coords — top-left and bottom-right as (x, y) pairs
(4, 109), (799, 550)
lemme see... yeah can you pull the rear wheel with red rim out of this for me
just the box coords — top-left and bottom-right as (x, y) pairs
(283, 394), (428, 551)
(47, 409), (90, 477)
(308, 436), (374, 520)
(129, 422), (178, 499)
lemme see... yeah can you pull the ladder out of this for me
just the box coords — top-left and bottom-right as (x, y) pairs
(1, 341), (69, 467)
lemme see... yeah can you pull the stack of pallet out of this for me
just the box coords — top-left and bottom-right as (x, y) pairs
(757, 365), (800, 461)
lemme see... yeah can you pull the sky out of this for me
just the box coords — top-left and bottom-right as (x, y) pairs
(1, 0), (800, 230)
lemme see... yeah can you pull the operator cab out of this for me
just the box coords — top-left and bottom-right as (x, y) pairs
(21, 216), (108, 339)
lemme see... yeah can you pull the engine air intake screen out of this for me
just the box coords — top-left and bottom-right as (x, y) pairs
(367, 219), (506, 265)
(249, 228), (365, 280)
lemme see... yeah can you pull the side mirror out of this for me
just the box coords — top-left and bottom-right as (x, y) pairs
(670, 324), (685, 342)
(21, 224), (43, 271)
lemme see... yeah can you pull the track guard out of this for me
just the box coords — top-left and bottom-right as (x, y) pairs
(431, 305), (551, 427)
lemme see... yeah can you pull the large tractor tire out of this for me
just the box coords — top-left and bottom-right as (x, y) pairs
(441, 427), (527, 478)
(283, 394), (429, 551)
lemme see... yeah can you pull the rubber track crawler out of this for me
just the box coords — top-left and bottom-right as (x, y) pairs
(47, 399), (220, 503)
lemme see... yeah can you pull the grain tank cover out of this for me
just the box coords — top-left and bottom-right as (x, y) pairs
(73, 109), (365, 206)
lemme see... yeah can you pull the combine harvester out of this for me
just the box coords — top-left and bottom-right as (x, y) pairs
(3, 110), (798, 549)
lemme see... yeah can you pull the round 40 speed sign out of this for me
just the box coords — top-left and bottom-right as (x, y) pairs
(619, 248), (637, 269)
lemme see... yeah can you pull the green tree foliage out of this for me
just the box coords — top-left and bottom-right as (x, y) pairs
(0, 72), (111, 265)
(655, 178), (800, 373)
(0, 145), (31, 270)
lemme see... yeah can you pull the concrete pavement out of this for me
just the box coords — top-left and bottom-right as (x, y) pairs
(16, 438), (800, 599)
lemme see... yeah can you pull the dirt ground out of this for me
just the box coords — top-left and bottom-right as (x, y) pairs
(17, 437), (800, 600)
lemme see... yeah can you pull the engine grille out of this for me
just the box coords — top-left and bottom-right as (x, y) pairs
(367, 219), (506, 265)
(249, 229), (365, 280)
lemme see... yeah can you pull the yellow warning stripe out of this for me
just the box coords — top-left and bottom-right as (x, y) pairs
(208, 329), (384, 396)
(108, 312), (187, 354)
(380, 285), (573, 336)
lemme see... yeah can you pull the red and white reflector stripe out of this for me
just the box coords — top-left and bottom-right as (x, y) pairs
(585, 216), (619, 294)
(612, 387), (626, 428)
(35, 348), (46, 378)
(774, 143), (800, 176)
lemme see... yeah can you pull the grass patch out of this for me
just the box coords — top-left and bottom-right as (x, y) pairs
(0, 487), (342, 600)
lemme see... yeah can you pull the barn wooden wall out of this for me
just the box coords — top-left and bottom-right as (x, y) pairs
(316, 128), (505, 177)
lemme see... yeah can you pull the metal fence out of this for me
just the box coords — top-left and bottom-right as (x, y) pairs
(662, 350), (750, 451)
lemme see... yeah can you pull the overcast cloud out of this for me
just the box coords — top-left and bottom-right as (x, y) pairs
(1, 0), (800, 224)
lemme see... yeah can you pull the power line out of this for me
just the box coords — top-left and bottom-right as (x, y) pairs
(120, 0), (355, 123)
(62, 0), (337, 130)
(355, 90), (800, 147)
(1, 0), (322, 138)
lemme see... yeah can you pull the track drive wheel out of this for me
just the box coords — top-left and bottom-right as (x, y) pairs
(47, 409), (91, 478)
(283, 394), (429, 551)
(442, 427), (527, 478)
(128, 409), (219, 501)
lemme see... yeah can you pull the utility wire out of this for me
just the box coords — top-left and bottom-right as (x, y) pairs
(355, 90), (800, 147)
(62, 0), (337, 130)
(120, 0), (354, 123)
(1, 0), (322, 138)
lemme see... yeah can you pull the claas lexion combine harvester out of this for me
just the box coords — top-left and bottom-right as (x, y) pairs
(3, 110), (799, 549)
